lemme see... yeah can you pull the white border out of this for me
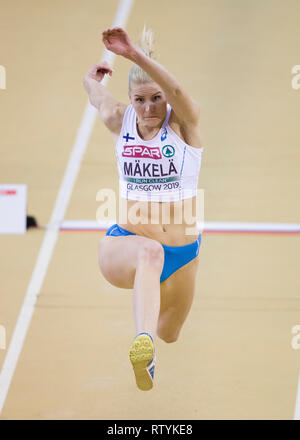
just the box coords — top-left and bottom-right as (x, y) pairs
(294, 372), (300, 420)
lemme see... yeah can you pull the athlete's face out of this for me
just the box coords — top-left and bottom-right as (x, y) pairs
(129, 82), (167, 127)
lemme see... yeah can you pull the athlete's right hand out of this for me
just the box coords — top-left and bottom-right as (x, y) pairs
(86, 62), (113, 82)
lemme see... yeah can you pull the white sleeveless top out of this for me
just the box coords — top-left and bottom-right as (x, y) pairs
(115, 103), (203, 202)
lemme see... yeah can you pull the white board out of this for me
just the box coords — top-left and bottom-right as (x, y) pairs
(0, 184), (27, 234)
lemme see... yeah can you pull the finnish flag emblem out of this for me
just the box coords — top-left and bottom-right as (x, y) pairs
(123, 132), (135, 142)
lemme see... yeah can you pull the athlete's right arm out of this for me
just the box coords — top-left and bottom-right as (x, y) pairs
(83, 62), (127, 135)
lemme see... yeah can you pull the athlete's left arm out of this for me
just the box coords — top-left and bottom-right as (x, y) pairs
(102, 27), (200, 125)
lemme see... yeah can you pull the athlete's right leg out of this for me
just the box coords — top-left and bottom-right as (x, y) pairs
(98, 235), (164, 337)
(98, 234), (164, 390)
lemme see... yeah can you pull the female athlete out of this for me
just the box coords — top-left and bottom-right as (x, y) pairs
(83, 26), (204, 391)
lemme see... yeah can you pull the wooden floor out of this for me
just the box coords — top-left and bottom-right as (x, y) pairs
(0, 0), (300, 419)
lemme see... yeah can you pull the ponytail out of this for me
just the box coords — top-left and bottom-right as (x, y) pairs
(128, 25), (156, 91)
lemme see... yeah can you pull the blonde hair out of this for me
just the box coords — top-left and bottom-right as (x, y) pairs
(128, 25), (156, 92)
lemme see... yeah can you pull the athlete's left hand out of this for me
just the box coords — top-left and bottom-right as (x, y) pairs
(102, 27), (136, 59)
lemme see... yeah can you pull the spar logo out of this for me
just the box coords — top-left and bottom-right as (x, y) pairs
(0, 189), (17, 196)
(122, 145), (162, 159)
(162, 145), (175, 158)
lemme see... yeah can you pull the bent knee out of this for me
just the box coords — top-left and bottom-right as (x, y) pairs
(158, 333), (178, 344)
(157, 327), (179, 344)
(138, 239), (164, 269)
(97, 237), (135, 288)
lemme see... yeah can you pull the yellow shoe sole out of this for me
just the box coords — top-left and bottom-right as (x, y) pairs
(129, 334), (154, 391)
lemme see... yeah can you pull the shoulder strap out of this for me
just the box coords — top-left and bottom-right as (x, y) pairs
(163, 104), (172, 128)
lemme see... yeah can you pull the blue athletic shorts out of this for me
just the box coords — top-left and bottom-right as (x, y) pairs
(105, 224), (201, 283)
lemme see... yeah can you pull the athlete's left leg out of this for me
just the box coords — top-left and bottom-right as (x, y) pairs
(157, 255), (200, 343)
